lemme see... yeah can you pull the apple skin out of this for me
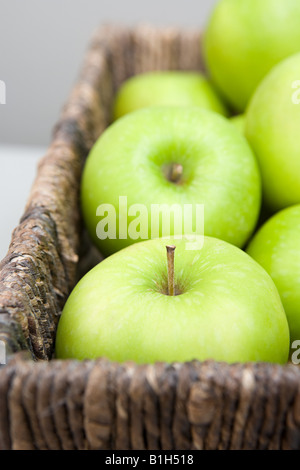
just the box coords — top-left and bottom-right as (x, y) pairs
(81, 106), (261, 257)
(230, 114), (245, 135)
(246, 204), (300, 344)
(245, 53), (300, 213)
(203, 0), (300, 112)
(55, 236), (290, 365)
(113, 70), (228, 120)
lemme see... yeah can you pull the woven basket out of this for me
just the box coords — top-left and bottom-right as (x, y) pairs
(0, 24), (300, 451)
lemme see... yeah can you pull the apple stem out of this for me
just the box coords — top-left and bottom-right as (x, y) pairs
(169, 163), (183, 184)
(166, 245), (176, 296)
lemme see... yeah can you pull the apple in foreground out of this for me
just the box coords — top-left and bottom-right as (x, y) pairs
(203, 0), (300, 112)
(81, 106), (261, 257)
(246, 204), (300, 344)
(245, 52), (300, 213)
(113, 70), (228, 120)
(230, 114), (245, 135)
(55, 236), (289, 364)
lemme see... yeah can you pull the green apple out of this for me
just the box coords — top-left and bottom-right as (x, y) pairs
(245, 52), (300, 213)
(113, 70), (228, 120)
(81, 106), (261, 257)
(203, 0), (300, 112)
(230, 114), (245, 135)
(55, 236), (289, 364)
(246, 204), (300, 344)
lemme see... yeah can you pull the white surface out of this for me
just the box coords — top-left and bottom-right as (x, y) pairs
(0, 144), (47, 260)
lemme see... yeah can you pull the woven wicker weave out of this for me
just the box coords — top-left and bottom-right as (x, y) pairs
(0, 24), (300, 451)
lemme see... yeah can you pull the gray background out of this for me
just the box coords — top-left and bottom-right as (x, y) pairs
(0, 0), (218, 147)
(0, 0), (218, 259)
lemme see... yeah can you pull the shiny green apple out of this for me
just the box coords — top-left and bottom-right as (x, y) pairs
(55, 236), (289, 364)
(113, 70), (228, 120)
(247, 204), (300, 344)
(230, 114), (245, 135)
(203, 0), (300, 112)
(81, 106), (261, 257)
(245, 52), (300, 212)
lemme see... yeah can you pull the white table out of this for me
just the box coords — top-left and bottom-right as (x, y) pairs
(0, 144), (47, 260)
